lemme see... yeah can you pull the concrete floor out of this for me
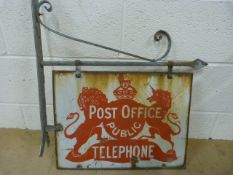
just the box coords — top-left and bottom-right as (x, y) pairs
(0, 129), (232, 175)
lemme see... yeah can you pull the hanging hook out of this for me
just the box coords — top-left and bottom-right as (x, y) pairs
(75, 60), (82, 78)
(167, 61), (173, 79)
(75, 69), (82, 78)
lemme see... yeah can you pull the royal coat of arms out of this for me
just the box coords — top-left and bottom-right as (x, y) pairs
(53, 72), (192, 169)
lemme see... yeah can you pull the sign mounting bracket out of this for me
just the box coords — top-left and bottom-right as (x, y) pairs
(31, 0), (207, 157)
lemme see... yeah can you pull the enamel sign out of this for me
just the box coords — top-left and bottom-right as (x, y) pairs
(53, 71), (192, 169)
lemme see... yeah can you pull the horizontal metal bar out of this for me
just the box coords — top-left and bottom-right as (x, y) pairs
(42, 59), (207, 70)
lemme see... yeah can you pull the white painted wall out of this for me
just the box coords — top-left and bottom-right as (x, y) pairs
(0, 0), (233, 140)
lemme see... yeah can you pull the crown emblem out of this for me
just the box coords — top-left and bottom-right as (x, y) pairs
(113, 75), (137, 99)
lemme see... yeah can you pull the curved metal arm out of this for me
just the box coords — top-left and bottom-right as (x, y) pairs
(37, 0), (171, 62)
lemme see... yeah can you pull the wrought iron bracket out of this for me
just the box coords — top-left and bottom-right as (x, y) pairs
(37, 0), (172, 62)
(31, 0), (207, 157)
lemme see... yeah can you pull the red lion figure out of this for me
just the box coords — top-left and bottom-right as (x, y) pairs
(64, 87), (107, 157)
(143, 87), (181, 149)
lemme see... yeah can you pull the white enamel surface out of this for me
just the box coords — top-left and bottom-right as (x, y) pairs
(54, 72), (192, 168)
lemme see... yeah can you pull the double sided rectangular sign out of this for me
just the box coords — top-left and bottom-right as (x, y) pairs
(53, 71), (192, 169)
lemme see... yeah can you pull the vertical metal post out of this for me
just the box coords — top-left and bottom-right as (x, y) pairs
(31, 0), (49, 156)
